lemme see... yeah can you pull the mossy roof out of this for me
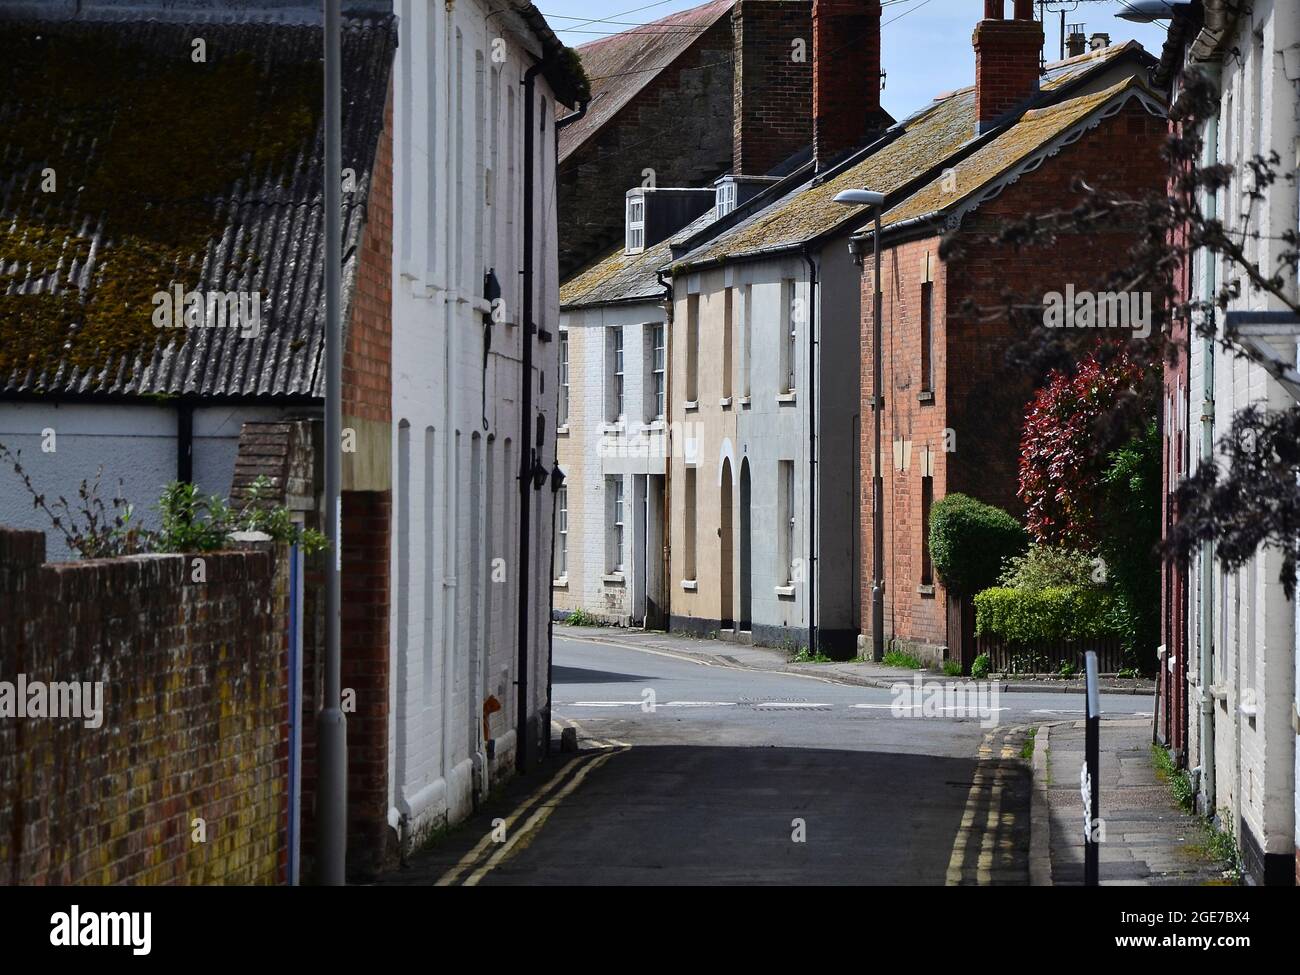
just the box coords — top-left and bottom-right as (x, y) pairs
(877, 76), (1160, 231)
(561, 207), (718, 309)
(671, 41), (1143, 273)
(0, 14), (396, 400)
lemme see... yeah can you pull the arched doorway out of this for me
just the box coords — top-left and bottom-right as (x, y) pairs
(739, 458), (752, 633)
(720, 458), (734, 630)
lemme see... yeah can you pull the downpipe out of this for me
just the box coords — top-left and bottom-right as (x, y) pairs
(802, 246), (819, 656)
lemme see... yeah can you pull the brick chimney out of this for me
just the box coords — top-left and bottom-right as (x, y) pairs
(733, 0), (814, 176)
(973, 0), (1043, 133)
(813, 0), (886, 171)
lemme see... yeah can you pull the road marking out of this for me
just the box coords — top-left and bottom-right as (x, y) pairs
(560, 636), (716, 667)
(752, 701), (830, 709)
(851, 704), (1009, 714)
(1031, 709), (1152, 716)
(946, 731), (993, 885)
(463, 743), (630, 886)
(434, 745), (592, 887)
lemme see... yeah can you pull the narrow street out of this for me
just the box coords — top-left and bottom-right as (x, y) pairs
(387, 634), (1154, 886)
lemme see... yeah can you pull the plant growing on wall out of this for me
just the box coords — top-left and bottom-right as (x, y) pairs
(0, 441), (326, 558)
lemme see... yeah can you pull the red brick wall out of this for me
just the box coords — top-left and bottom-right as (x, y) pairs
(861, 101), (1167, 651)
(344, 85), (394, 427)
(732, 0), (813, 176)
(300, 85), (394, 882)
(973, 16), (1043, 129)
(560, 16), (735, 276)
(339, 489), (391, 879)
(813, 0), (882, 167)
(1161, 117), (1194, 760)
(0, 528), (289, 885)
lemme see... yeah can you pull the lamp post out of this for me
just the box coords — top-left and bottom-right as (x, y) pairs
(317, 0), (347, 885)
(835, 189), (886, 661)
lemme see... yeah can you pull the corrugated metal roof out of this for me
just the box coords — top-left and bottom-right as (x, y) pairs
(558, 0), (732, 163)
(671, 42), (1142, 271)
(0, 13), (395, 400)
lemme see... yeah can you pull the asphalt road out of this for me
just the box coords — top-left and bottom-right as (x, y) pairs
(389, 634), (1154, 886)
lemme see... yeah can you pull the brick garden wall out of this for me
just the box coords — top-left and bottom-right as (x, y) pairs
(0, 527), (289, 885)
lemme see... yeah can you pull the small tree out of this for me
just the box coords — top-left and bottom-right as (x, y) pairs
(928, 493), (1027, 596)
(1018, 345), (1143, 548)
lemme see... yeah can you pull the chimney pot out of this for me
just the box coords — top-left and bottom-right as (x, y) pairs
(983, 0), (1002, 18)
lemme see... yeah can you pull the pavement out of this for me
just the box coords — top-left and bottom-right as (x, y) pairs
(376, 629), (1157, 886)
(553, 623), (1157, 695)
(1040, 718), (1232, 886)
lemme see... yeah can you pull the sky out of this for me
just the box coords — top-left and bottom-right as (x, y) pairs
(537, 0), (1170, 119)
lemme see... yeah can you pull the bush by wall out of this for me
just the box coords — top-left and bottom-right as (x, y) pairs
(973, 585), (1124, 643)
(929, 494), (1027, 596)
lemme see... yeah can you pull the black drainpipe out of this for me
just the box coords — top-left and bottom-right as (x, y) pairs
(177, 403), (194, 484)
(517, 62), (543, 774)
(802, 246), (818, 656)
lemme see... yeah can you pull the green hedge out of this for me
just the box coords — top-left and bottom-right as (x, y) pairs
(973, 585), (1124, 643)
(929, 494), (1027, 596)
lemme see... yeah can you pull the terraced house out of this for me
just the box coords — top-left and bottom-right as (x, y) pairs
(555, 0), (816, 630)
(1156, 0), (1299, 886)
(0, 0), (585, 881)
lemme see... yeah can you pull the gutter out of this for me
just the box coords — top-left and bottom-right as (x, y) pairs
(802, 246), (819, 656)
(657, 267), (674, 628)
(1197, 64), (1220, 815)
(517, 61), (543, 775)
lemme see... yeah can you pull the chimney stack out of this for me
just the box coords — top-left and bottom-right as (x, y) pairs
(973, 0), (1043, 133)
(1066, 23), (1087, 58)
(733, 0), (814, 177)
(813, 0), (886, 171)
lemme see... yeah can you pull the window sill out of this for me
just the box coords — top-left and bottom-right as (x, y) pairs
(552, 578), (568, 590)
(917, 584), (935, 597)
(556, 425), (570, 437)
(774, 584), (796, 598)
(603, 573), (626, 586)
(776, 391), (797, 404)
(917, 390), (934, 404)
(599, 421), (625, 436)
(683, 400), (699, 412)
(645, 418), (666, 431)
(681, 579), (698, 592)
(719, 396), (733, 409)
(738, 395), (751, 408)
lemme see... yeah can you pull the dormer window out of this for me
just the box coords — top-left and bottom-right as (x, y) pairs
(626, 196), (645, 253)
(716, 180), (737, 217)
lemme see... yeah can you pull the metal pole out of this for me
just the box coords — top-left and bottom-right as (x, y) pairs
(871, 211), (884, 662)
(316, 0), (348, 886)
(1084, 650), (1100, 886)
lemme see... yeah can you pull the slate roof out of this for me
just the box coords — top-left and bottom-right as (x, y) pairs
(0, 12), (396, 400)
(558, 0), (732, 163)
(875, 76), (1165, 232)
(671, 41), (1149, 272)
(561, 207), (719, 309)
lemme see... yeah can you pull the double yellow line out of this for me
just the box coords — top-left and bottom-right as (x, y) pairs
(436, 721), (629, 886)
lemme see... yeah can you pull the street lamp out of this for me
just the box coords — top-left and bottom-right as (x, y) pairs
(1115, 0), (1191, 23)
(834, 188), (886, 662)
